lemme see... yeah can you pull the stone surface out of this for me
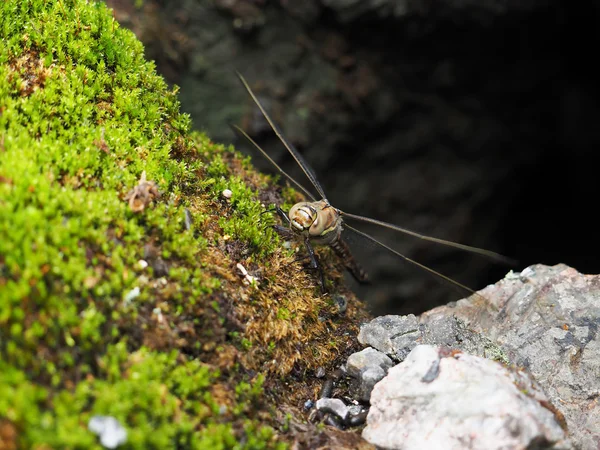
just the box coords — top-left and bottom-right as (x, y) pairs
(358, 264), (600, 449)
(346, 347), (393, 401)
(357, 315), (419, 360)
(363, 345), (571, 450)
(359, 311), (509, 363)
(346, 347), (393, 376)
(316, 398), (350, 422)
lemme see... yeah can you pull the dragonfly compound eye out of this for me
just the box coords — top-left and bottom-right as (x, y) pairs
(289, 203), (318, 232)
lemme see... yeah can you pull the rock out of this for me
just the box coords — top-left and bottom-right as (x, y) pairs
(356, 367), (385, 403)
(320, 379), (334, 398)
(347, 404), (363, 416)
(346, 347), (393, 402)
(453, 264), (600, 449)
(357, 264), (600, 448)
(360, 312), (510, 364)
(316, 398), (349, 422)
(357, 315), (419, 360)
(363, 345), (571, 450)
(347, 347), (393, 376)
(347, 410), (368, 427)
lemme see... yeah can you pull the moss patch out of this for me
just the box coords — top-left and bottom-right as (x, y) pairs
(0, 0), (371, 448)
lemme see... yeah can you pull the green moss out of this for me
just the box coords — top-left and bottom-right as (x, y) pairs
(215, 176), (278, 258)
(1, 347), (284, 449)
(483, 339), (510, 365)
(233, 373), (266, 416)
(202, 150), (280, 258)
(0, 0), (197, 376)
(0, 0), (287, 448)
(0, 0), (374, 447)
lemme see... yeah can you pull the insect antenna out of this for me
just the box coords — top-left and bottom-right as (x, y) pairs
(230, 124), (316, 202)
(344, 223), (491, 299)
(341, 212), (516, 266)
(235, 71), (329, 201)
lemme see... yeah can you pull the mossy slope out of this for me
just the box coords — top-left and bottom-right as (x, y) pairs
(0, 1), (370, 448)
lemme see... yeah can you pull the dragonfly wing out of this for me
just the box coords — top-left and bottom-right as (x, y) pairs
(235, 71), (329, 201)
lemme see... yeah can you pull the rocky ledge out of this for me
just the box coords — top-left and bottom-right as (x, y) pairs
(326, 264), (599, 449)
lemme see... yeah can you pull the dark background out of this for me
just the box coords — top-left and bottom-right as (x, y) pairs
(105, 0), (600, 315)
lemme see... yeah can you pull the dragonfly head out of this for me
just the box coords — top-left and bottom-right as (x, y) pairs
(289, 202), (318, 235)
(289, 200), (341, 239)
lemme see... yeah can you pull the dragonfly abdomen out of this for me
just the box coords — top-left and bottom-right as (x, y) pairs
(329, 237), (369, 284)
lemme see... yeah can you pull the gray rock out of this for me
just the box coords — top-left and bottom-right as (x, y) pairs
(346, 347), (393, 377)
(358, 264), (600, 448)
(450, 264), (600, 449)
(359, 312), (510, 366)
(346, 344), (396, 402)
(355, 367), (385, 402)
(357, 314), (419, 360)
(316, 397), (349, 422)
(347, 404), (363, 416)
(363, 345), (571, 450)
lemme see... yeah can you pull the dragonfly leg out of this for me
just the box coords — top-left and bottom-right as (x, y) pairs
(303, 236), (319, 269)
(273, 224), (295, 240)
(260, 206), (278, 215)
(292, 254), (311, 263)
(269, 206), (296, 238)
(275, 205), (291, 226)
(290, 251), (325, 291)
(273, 205), (327, 291)
(304, 235), (327, 293)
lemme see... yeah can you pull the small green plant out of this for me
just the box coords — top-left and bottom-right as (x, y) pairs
(209, 170), (279, 258)
(233, 373), (266, 416)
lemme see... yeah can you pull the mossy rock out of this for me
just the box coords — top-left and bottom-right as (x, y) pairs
(0, 1), (371, 448)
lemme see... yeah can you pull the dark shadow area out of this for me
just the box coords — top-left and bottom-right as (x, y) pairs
(106, 0), (600, 315)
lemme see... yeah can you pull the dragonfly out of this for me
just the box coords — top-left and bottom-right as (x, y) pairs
(232, 71), (514, 295)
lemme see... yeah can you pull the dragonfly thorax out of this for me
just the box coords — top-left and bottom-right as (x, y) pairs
(289, 200), (342, 244)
